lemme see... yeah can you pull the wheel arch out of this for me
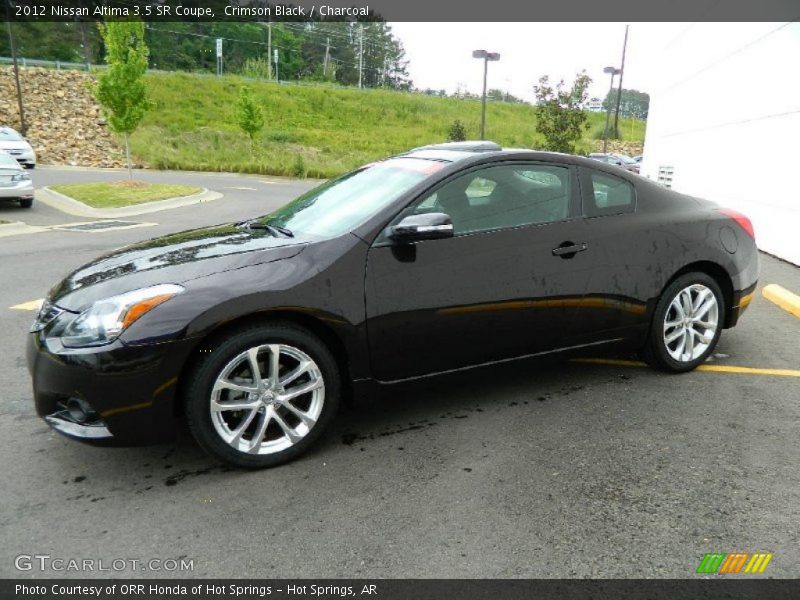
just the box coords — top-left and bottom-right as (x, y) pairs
(663, 260), (735, 328)
(173, 309), (352, 416)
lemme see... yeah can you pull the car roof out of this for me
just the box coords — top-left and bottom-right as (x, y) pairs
(402, 141), (609, 170)
(395, 141), (647, 187)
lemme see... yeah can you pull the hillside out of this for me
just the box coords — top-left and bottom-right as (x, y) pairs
(0, 67), (123, 167)
(1, 68), (645, 176)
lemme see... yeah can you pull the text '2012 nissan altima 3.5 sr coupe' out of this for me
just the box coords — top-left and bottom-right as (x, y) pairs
(27, 142), (759, 468)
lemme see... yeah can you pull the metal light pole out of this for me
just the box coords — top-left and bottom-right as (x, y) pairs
(472, 49), (500, 140)
(602, 66), (621, 154)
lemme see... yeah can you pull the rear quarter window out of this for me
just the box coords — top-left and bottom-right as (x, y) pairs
(583, 169), (636, 217)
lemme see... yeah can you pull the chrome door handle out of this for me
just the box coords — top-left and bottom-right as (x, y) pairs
(552, 242), (588, 258)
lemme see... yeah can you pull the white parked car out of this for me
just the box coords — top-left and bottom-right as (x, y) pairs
(0, 150), (34, 208)
(0, 126), (36, 168)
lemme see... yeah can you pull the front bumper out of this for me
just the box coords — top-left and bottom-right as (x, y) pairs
(27, 331), (197, 446)
(0, 180), (34, 199)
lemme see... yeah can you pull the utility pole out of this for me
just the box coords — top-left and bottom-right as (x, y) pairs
(613, 24), (629, 137)
(78, 21), (91, 69)
(602, 66), (621, 154)
(273, 48), (279, 82)
(4, 0), (26, 135)
(358, 25), (363, 89)
(76, 0), (91, 69)
(267, 21), (272, 80)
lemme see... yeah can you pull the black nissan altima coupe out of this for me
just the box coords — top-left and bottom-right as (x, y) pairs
(27, 142), (758, 467)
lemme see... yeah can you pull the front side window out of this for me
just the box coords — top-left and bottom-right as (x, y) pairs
(586, 170), (635, 217)
(411, 164), (572, 235)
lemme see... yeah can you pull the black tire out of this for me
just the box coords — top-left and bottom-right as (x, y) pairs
(19, 198), (33, 208)
(185, 322), (341, 468)
(641, 272), (725, 373)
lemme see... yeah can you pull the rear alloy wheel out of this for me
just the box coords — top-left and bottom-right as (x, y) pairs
(642, 273), (724, 373)
(186, 323), (340, 468)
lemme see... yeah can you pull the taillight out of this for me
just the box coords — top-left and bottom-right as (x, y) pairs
(718, 208), (755, 240)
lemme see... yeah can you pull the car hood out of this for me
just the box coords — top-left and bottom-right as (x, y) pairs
(49, 223), (307, 311)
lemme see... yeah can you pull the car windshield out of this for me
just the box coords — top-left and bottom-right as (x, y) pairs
(257, 157), (444, 238)
(617, 155), (636, 164)
(0, 129), (23, 142)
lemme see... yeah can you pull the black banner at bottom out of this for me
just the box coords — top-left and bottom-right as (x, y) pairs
(1, 580), (799, 600)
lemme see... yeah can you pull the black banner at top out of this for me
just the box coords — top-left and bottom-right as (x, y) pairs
(4, 0), (800, 22)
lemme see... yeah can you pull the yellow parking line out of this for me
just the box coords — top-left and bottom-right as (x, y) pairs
(762, 284), (800, 319)
(571, 358), (800, 378)
(10, 298), (43, 311)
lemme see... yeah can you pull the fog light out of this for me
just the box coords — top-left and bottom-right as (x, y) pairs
(66, 397), (100, 424)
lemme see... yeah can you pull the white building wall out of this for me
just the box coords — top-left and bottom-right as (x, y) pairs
(641, 23), (800, 265)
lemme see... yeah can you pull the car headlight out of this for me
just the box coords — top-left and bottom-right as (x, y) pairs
(11, 172), (30, 182)
(61, 284), (184, 348)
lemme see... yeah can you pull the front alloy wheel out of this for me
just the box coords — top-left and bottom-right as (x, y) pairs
(186, 323), (340, 468)
(210, 344), (324, 455)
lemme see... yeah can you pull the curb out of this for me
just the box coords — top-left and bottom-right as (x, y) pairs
(762, 284), (800, 319)
(37, 186), (223, 218)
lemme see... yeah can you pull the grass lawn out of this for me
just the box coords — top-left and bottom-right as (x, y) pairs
(49, 180), (202, 208)
(131, 72), (646, 179)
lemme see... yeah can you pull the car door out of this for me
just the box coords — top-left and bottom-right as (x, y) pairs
(364, 161), (595, 382)
(570, 167), (648, 343)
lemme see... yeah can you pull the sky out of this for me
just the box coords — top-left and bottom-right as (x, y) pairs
(388, 23), (692, 102)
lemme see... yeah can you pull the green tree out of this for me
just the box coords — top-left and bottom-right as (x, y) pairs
(447, 119), (467, 142)
(533, 71), (592, 154)
(487, 88), (525, 104)
(603, 88), (650, 120)
(95, 20), (149, 178)
(236, 86), (265, 147)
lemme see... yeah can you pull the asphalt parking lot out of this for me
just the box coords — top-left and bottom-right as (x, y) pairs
(1, 167), (798, 578)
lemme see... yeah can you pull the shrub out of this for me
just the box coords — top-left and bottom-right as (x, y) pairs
(291, 154), (307, 178)
(447, 119), (467, 142)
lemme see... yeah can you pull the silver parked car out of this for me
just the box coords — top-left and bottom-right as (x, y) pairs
(0, 150), (34, 208)
(0, 126), (36, 168)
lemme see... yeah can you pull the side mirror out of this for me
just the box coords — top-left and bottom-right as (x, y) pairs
(389, 212), (454, 243)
